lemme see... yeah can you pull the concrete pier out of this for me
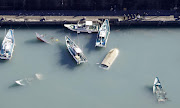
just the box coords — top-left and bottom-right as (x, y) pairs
(0, 15), (180, 26)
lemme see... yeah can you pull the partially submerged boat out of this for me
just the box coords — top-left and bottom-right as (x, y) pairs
(0, 29), (15, 60)
(95, 19), (110, 47)
(15, 74), (42, 86)
(65, 36), (87, 64)
(64, 20), (100, 33)
(35, 32), (50, 43)
(100, 48), (119, 70)
(153, 77), (168, 102)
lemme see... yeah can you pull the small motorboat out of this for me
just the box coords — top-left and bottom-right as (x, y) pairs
(65, 36), (87, 64)
(0, 29), (15, 60)
(95, 19), (110, 47)
(15, 74), (43, 86)
(64, 20), (100, 33)
(153, 77), (168, 102)
(35, 32), (50, 43)
(100, 48), (119, 70)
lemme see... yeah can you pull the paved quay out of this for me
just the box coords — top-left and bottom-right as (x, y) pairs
(0, 15), (179, 26)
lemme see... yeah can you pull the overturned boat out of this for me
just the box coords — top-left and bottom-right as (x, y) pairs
(15, 74), (42, 86)
(65, 36), (87, 64)
(35, 32), (50, 43)
(153, 77), (168, 102)
(0, 29), (15, 60)
(95, 19), (110, 47)
(64, 20), (100, 33)
(100, 48), (119, 70)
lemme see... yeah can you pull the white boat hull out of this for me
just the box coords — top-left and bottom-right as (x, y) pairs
(35, 32), (49, 43)
(95, 19), (110, 47)
(153, 77), (167, 102)
(65, 36), (87, 64)
(0, 29), (15, 60)
(64, 24), (99, 33)
(100, 48), (119, 70)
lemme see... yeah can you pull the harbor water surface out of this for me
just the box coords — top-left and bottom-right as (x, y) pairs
(0, 25), (180, 108)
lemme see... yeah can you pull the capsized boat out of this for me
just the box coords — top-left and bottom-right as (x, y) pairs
(0, 29), (15, 60)
(15, 74), (43, 86)
(153, 77), (168, 102)
(100, 48), (119, 70)
(35, 32), (50, 43)
(95, 19), (110, 47)
(65, 36), (87, 64)
(64, 20), (100, 33)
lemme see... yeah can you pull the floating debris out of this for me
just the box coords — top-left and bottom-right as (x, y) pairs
(15, 74), (43, 86)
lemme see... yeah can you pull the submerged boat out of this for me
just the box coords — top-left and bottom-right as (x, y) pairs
(35, 32), (50, 43)
(95, 19), (110, 47)
(100, 48), (119, 70)
(15, 74), (42, 86)
(64, 20), (100, 33)
(65, 36), (87, 64)
(0, 29), (15, 60)
(153, 77), (168, 102)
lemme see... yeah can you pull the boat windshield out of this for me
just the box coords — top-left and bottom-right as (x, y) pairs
(74, 48), (82, 53)
(99, 31), (106, 37)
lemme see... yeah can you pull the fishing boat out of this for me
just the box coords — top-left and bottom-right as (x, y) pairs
(0, 29), (15, 60)
(15, 74), (42, 86)
(95, 19), (110, 47)
(64, 20), (100, 33)
(65, 36), (87, 64)
(100, 48), (119, 70)
(153, 77), (168, 102)
(35, 32), (49, 43)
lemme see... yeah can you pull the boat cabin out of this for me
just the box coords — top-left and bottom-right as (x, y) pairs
(99, 31), (106, 39)
(74, 47), (82, 55)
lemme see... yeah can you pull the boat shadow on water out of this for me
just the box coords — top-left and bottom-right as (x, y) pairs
(85, 33), (104, 53)
(144, 85), (153, 95)
(144, 85), (157, 102)
(24, 39), (47, 44)
(0, 59), (9, 63)
(58, 44), (82, 70)
(8, 83), (23, 89)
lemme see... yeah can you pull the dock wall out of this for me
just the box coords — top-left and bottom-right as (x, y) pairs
(1, 15), (180, 26)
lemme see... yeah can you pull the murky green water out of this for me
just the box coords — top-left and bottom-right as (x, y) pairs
(0, 25), (180, 108)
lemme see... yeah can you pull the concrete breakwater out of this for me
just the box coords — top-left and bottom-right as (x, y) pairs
(0, 15), (179, 26)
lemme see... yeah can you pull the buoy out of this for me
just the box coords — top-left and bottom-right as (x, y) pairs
(55, 39), (59, 42)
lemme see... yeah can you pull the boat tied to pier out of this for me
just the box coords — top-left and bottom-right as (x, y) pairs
(95, 19), (110, 47)
(35, 32), (50, 43)
(65, 36), (87, 64)
(100, 48), (119, 70)
(0, 29), (15, 60)
(15, 74), (42, 86)
(64, 20), (100, 33)
(153, 77), (168, 102)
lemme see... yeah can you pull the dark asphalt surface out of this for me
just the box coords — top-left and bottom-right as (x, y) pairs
(0, 10), (178, 16)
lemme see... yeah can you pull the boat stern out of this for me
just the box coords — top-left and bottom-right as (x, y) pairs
(95, 41), (106, 47)
(0, 53), (11, 60)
